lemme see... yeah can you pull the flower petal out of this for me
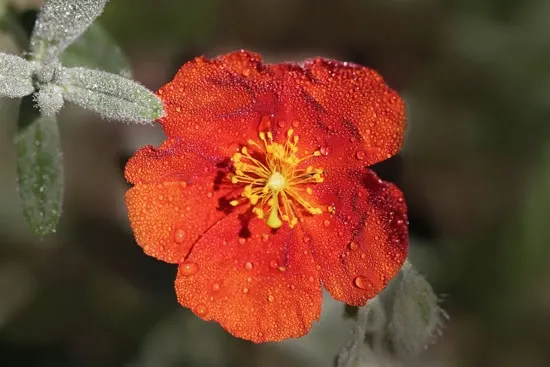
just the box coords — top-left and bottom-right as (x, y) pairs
(125, 141), (235, 263)
(157, 50), (274, 156)
(303, 168), (408, 306)
(175, 212), (322, 343)
(124, 138), (226, 185)
(270, 58), (406, 167)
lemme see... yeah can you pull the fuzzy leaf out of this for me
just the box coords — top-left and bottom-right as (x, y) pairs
(16, 114), (63, 236)
(388, 261), (447, 357)
(0, 52), (35, 98)
(59, 66), (163, 123)
(30, 0), (108, 62)
(61, 22), (131, 77)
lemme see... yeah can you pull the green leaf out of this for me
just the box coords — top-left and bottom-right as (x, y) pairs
(59, 66), (164, 123)
(30, 0), (108, 63)
(16, 113), (63, 236)
(61, 22), (131, 77)
(0, 52), (35, 98)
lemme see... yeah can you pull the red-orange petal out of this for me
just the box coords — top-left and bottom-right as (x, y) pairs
(303, 168), (408, 305)
(175, 211), (322, 343)
(125, 138), (227, 185)
(270, 58), (406, 167)
(125, 176), (234, 263)
(157, 50), (274, 156)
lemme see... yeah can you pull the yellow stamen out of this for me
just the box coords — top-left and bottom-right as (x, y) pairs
(229, 127), (327, 229)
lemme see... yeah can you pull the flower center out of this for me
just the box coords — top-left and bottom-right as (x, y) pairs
(229, 129), (324, 229)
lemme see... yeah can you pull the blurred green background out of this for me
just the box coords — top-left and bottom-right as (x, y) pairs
(1, 0), (550, 366)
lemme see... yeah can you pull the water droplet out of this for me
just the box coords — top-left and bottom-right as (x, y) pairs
(308, 276), (315, 282)
(261, 234), (269, 242)
(180, 261), (198, 276)
(315, 264), (321, 271)
(195, 303), (208, 316)
(278, 266), (286, 272)
(360, 253), (367, 260)
(207, 192), (213, 198)
(247, 276), (253, 283)
(323, 219), (331, 227)
(303, 235), (311, 243)
(175, 107), (181, 112)
(397, 219), (404, 225)
(355, 151), (365, 160)
(242, 287), (249, 294)
(354, 275), (371, 290)
(212, 283), (221, 292)
(292, 120), (300, 128)
(277, 120), (285, 128)
(269, 260), (278, 269)
(242, 68), (251, 77)
(349, 242), (358, 251)
(174, 229), (185, 243)
(320, 146), (330, 156)
(289, 284), (296, 290)
(267, 295), (274, 302)
(245, 261), (253, 270)
(238, 237), (246, 245)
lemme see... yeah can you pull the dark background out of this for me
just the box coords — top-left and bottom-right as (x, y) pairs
(1, 0), (550, 366)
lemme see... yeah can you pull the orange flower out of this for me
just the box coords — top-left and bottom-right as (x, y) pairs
(125, 50), (408, 343)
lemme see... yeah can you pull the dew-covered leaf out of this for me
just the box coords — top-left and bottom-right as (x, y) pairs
(16, 112), (63, 236)
(388, 261), (447, 357)
(0, 52), (35, 98)
(30, 0), (108, 62)
(61, 22), (131, 77)
(59, 66), (163, 123)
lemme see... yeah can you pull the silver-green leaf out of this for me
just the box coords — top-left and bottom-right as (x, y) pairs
(30, 0), (109, 63)
(59, 66), (164, 123)
(0, 53), (35, 98)
(388, 261), (447, 357)
(16, 115), (63, 236)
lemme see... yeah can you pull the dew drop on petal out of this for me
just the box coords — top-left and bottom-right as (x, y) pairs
(174, 229), (185, 243)
(180, 261), (198, 276)
(355, 151), (365, 160)
(292, 120), (300, 128)
(303, 235), (311, 243)
(353, 275), (371, 290)
(238, 237), (246, 245)
(207, 192), (213, 198)
(242, 287), (249, 294)
(195, 303), (208, 316)
(267, 295), (274, 302)
(308, 276), (315, 283)
(269, 260), (278, 269)
(320, 146), (330, 156)
(360, 253), (367, 260)
(278, 266), (286, 272)
(349, 242), (358, 251)
(245, 261), (253, 270)
(323, 219), (331, 227)
(212, 283), (221, 292)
